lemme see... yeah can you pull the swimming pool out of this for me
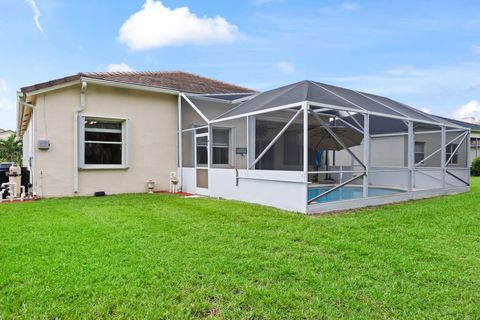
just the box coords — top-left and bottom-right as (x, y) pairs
(308, 186), (405, 204)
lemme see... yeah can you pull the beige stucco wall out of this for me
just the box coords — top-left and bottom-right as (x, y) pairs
(415, 131), (468, 167)
(33, 84), (178, 197)
(333, 135), (406, 167)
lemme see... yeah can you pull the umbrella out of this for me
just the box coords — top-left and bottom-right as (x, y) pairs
(310, 126), (363, 151)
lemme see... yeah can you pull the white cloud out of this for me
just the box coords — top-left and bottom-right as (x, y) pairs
(323, 63), (480, 96)
(453, 100), (480, 120)
(0, 97), (14, 111)
(341, 2), (359, 11)
(275, 61), (295, 74)
(107, 63), (135, 72)
(386, 64), (420, 76)
(118, 0), (241, 50)
(0, 79), (7, 92)
(25, 0), (45, 36)
(472, 45), (480, 54)
(420, 107), (431, 114)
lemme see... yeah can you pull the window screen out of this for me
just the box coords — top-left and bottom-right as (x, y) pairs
(196, 136), (208, 166)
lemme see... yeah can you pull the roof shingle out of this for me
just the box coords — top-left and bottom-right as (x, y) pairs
(21, 71), (256, 95)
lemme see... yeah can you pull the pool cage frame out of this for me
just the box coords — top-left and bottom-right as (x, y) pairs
(179, 90), (471, 214)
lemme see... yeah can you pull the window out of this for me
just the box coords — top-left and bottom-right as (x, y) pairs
(414, 142), (425, 164)
(81, 117), (127, 168)
(212, 128), (230, 166)
(195, 128), (231, 167)
(446, 144), (458, 164)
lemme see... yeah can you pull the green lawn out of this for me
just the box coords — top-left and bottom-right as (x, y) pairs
(1, 179), (479, 319)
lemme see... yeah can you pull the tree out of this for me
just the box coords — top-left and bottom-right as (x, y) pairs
(0, 134), (22, 164)
(472, 157), (480, 177)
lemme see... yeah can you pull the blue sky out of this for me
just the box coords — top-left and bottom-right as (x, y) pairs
(1, 0), (479, 130)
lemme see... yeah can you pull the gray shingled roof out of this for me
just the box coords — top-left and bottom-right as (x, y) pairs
(21, 71), (257, 95)
(215, 80), (460, 127)
(437, 116), (480, 132)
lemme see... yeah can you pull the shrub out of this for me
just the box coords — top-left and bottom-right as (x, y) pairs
(472, 157), (480, 176)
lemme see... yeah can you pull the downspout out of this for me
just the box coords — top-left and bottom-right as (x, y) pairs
(177, 94), (183, 191)
(73, 81), (87, 194)
(19, 97), (37, 196)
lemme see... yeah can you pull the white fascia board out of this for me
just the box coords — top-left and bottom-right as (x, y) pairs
(81, 77), (180, 96)
(24, 77), (181, 97)
(24, 80), (81, 97)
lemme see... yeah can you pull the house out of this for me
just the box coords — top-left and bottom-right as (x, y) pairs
(17, 72), (255, 198)
(0, 129), (15, 141)
(17, 72), (470, 213)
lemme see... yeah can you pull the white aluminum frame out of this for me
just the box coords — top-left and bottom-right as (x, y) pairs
(180, 92), (471, 213)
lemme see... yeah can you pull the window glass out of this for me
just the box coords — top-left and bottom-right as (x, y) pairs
(84, 118), (124, 166)
(213, 129), (229, 146)
(212, 148), (229, 164)
(414, 142), (425, 164)
(446, 144), (458, 164)
(212, 128), (230, 165)
(85, 143), (122, 165)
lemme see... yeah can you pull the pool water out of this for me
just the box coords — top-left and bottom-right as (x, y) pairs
(308, 186), (404, 204)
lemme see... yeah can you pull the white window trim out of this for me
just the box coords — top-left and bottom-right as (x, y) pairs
(211, 126), (233, 168)
(446, 143), (459, 165)
(79, 116), (129, 170)
(414, 141), (425, 166)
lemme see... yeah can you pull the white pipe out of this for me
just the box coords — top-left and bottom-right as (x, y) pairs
(74, 81), (87, 194)
(20, 186), (26, 201)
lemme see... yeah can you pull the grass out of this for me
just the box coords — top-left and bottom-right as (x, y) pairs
(1, 179), (479, 319)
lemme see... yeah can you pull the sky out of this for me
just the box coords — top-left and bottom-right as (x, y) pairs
(0, 0), (479, 130)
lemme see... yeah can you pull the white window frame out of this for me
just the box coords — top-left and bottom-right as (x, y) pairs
(414, 141), (425, 165)
(79, 116), (129, 170)
(446, 143), (458, 165)
(211, 127), (233, 168)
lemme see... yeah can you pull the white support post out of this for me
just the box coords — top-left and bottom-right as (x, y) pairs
(207, 123), (212, 170)
(363, 114), (370, 198)
(177, 94), (183, 191)
(467, 130), (471, 187)
(303, 103), (309, 182)
(246, 116), (249, 169)
(441, 126), (446, 189)
(407, 121), (414, 192)
(247, 116), (256, 170)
